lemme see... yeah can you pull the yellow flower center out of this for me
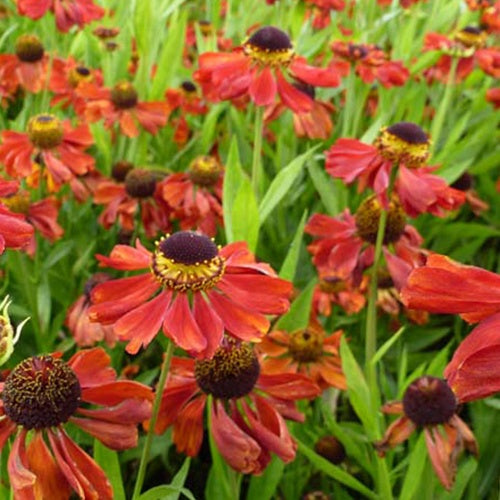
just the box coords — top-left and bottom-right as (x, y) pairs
(111, 81), (138, 109)
(242, 26), (295, 67)
(151, 231), (226, 292)
(67, 65), (93, 88)
(27, 114), (64, 149)
(188, 155), (223, 187)
(375, 122), (430, 167)
(0, 192), (30, 215)
(319, 277), (347, 294)
(288, 329), (324, 363)
(15, 34), (44, 63)
(453, 26), (487, 50)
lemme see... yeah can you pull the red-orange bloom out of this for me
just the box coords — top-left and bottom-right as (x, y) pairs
(0, 348), (153, 499)
(152, 340), (320, 473)
(82, 81), (169, 138)
(17, 0), (104, 33)
(0, 114), (94, 187)
(401, 253), (500, 323)
(258, 320), (346, 391)
(89, 231), (293, 357)
(195, 26), (343, 113)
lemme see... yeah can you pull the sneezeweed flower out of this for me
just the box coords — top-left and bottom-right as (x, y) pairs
(89, 231), (293, 357)
(0, 295), (30, 366)
(450, 172), (489, 216)
(258, 319), (347, 390)
(325, 122), (465, 215)
(314, 435), (346, 465)
(0, 34), (47, 94)
(160, 155), (224, 237)
(0, 114), (94, 187)
(195, 25), (342, 113)
(93, 165), (171, 238)
(65, 273), (116, 347)
(375, 375), (478, 490)
(151, 338), (320, 473)
(0, 348), (153, 499)
(0, 205), (34, 255)
(17, 0), (104, 33)
(304, 0), (346, 30)
(82, 81), (169, 138)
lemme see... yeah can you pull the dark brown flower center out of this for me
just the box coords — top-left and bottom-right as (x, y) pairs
(293, 82), (316, 100)
(2, 356), (81, 429)
(188, 156), (223, 187)
(68, 65), (93, 87)
(314, 436), (346, 464)
(152, 231), (225, 291)
(450, 172), (473, 191)
(355, 196), (406, 245)
(195, 339), (260, 399)
(454, 26), (486, 48)
(198, 20), (214, 37)
(93, 26), (120, 39)
(243, 26), (294, 66)
(112, 160), (134, 182)
(386, 122), (428, 144)
(27, 114), (64, 149)
(124, 169), (156, 198)
(181, 81), (197, 93)
(403, 376), (457, 426)
(15, 35), (44, 63)
(288, 329), (324, 362)
(111, 82), (138, 109)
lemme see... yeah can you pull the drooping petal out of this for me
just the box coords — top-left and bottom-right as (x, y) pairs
(256, 373), (320, 400)
(374, 416), (416, 456)
(70, 417), (139, 450)
(69, 347), (116, 388)
(424, 425), (456, 491)
(249, 66), (277, 106)
(8, 430), (36, 492)
(81, 380), (154, 406)
(192, 293), (224, 358)
(172, 395), (207, 457)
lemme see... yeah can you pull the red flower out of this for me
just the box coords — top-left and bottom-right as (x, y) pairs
(0, 205), (34, 255)
(0, 348), (153, 499)
(195, 26), (343, 113)
(325, 122), (465, 215)
(65, 274), (117, 347)
(486, 86), (500, 108)
(17, 0), (104, 33)
(89, 231), (293, 357)
(151, 339), (320, 473)
(82, 81), (169, 138)
(401, 253), (500, 323)
(0, 114), (94, 188)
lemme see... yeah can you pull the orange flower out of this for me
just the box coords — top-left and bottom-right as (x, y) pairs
(89, 231), (293, 357)
(0, 348), (153, 499)
(151, 339), (320, 473)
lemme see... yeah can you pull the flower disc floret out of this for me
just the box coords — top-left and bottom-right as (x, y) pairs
(453, 26), (487, 49)
(15, 34), (44, 62)
(288, 329), (324, 362)
(111, 81), (139, 109)
(68, 65), (93, 87)
(27, 114), (64, 149)
(112, 160), (134, 182)
(152, 231), (226, 291)
(2, 355), (81, 429)
(375, 122), (430, 167)
(188, 155), (223, 187)
(243, 26), (295, 66)
(124, 169), (157, 198)
(0, 192), (31, 215)
(403, 376), (458, 426)
(194, 340), (260, 399)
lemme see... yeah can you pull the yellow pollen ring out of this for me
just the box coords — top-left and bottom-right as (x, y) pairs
(27, 114), (64, 149)
(151, 247), (226, 292)
(453, 30), (487, 50)
(242, 42), (295, 67)
(375, 127), (430, 168)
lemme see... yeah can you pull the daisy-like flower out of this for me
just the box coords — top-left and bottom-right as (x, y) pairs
(258, 319), (346, 391)
(195, 25), (343, 113)
(17, 0), (104, 33)
(325, 122), (465, 215)
(160, 155), (223, 237)
(0, 348), (153, 499)
(0, 114), (94, 188)
(0, 34), (48, 94)
(82, 81), (169, 138)
(94, 165), (170, 238)
(304, 0), (346, 30)
(89, 231), (293, 357)
(151, 338), (320, 473)
(65, 273), (117, 347)
(450, 172), (489, 216)
(330, 41), (409, 88)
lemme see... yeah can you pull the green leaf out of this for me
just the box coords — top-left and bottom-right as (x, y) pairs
(93, 440), (126, 500)
(223, 138), (244, 243)
(36, 277), (51, 333)
(275, 278), (316, 331)
(279, 210), (308, 281)
(259, 145), (319, 224)
(138, 485), (196, 500)
(370, 326), (405, 366)
(246, 456), (284, 500)
(201, 105), (225, 154)
(169, 457), (192, 497)
(399, 433), (427, 500)
(438, 458), (477, 500)
(231, 177), (260, 252)
(297, 439), (377, 499)
(307, 161), (344, 216)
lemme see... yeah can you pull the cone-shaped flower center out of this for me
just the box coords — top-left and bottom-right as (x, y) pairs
(289, 329), (324, 363)
(243, 26), (295, 67)
(314, 436), (346, 465)
(348, 43), (370, 60)
(124, 169), (156, 198)
(112, 161), (134, 182)
(111, 82), (138, 109)
(451, 172), (473, 191)
(68, 65), (93, 88)
(454, 26), (486, 49)
(198, 20), (214, 37)
(355, 195), (406, 245)
(151, 231), (226, 291)
(375, 122), (430, 167)
(2, 356), (81, 429)
(181, 80), (197, 93)
(27, 114), (64, 149)
(403, 376), (458, 426)
(188, 155), (223, 187)
(319, 277), (347, 294)
(195, 339), (260, 399)
(15, 34), (44, 62)
(0, 192), (30, 215)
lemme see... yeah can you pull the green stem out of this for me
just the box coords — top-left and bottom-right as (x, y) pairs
(430, 56), (458, 155)
(341, 66), (355, 137)
(132, 339), (175, 499)
(251, 106), (264, 198)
